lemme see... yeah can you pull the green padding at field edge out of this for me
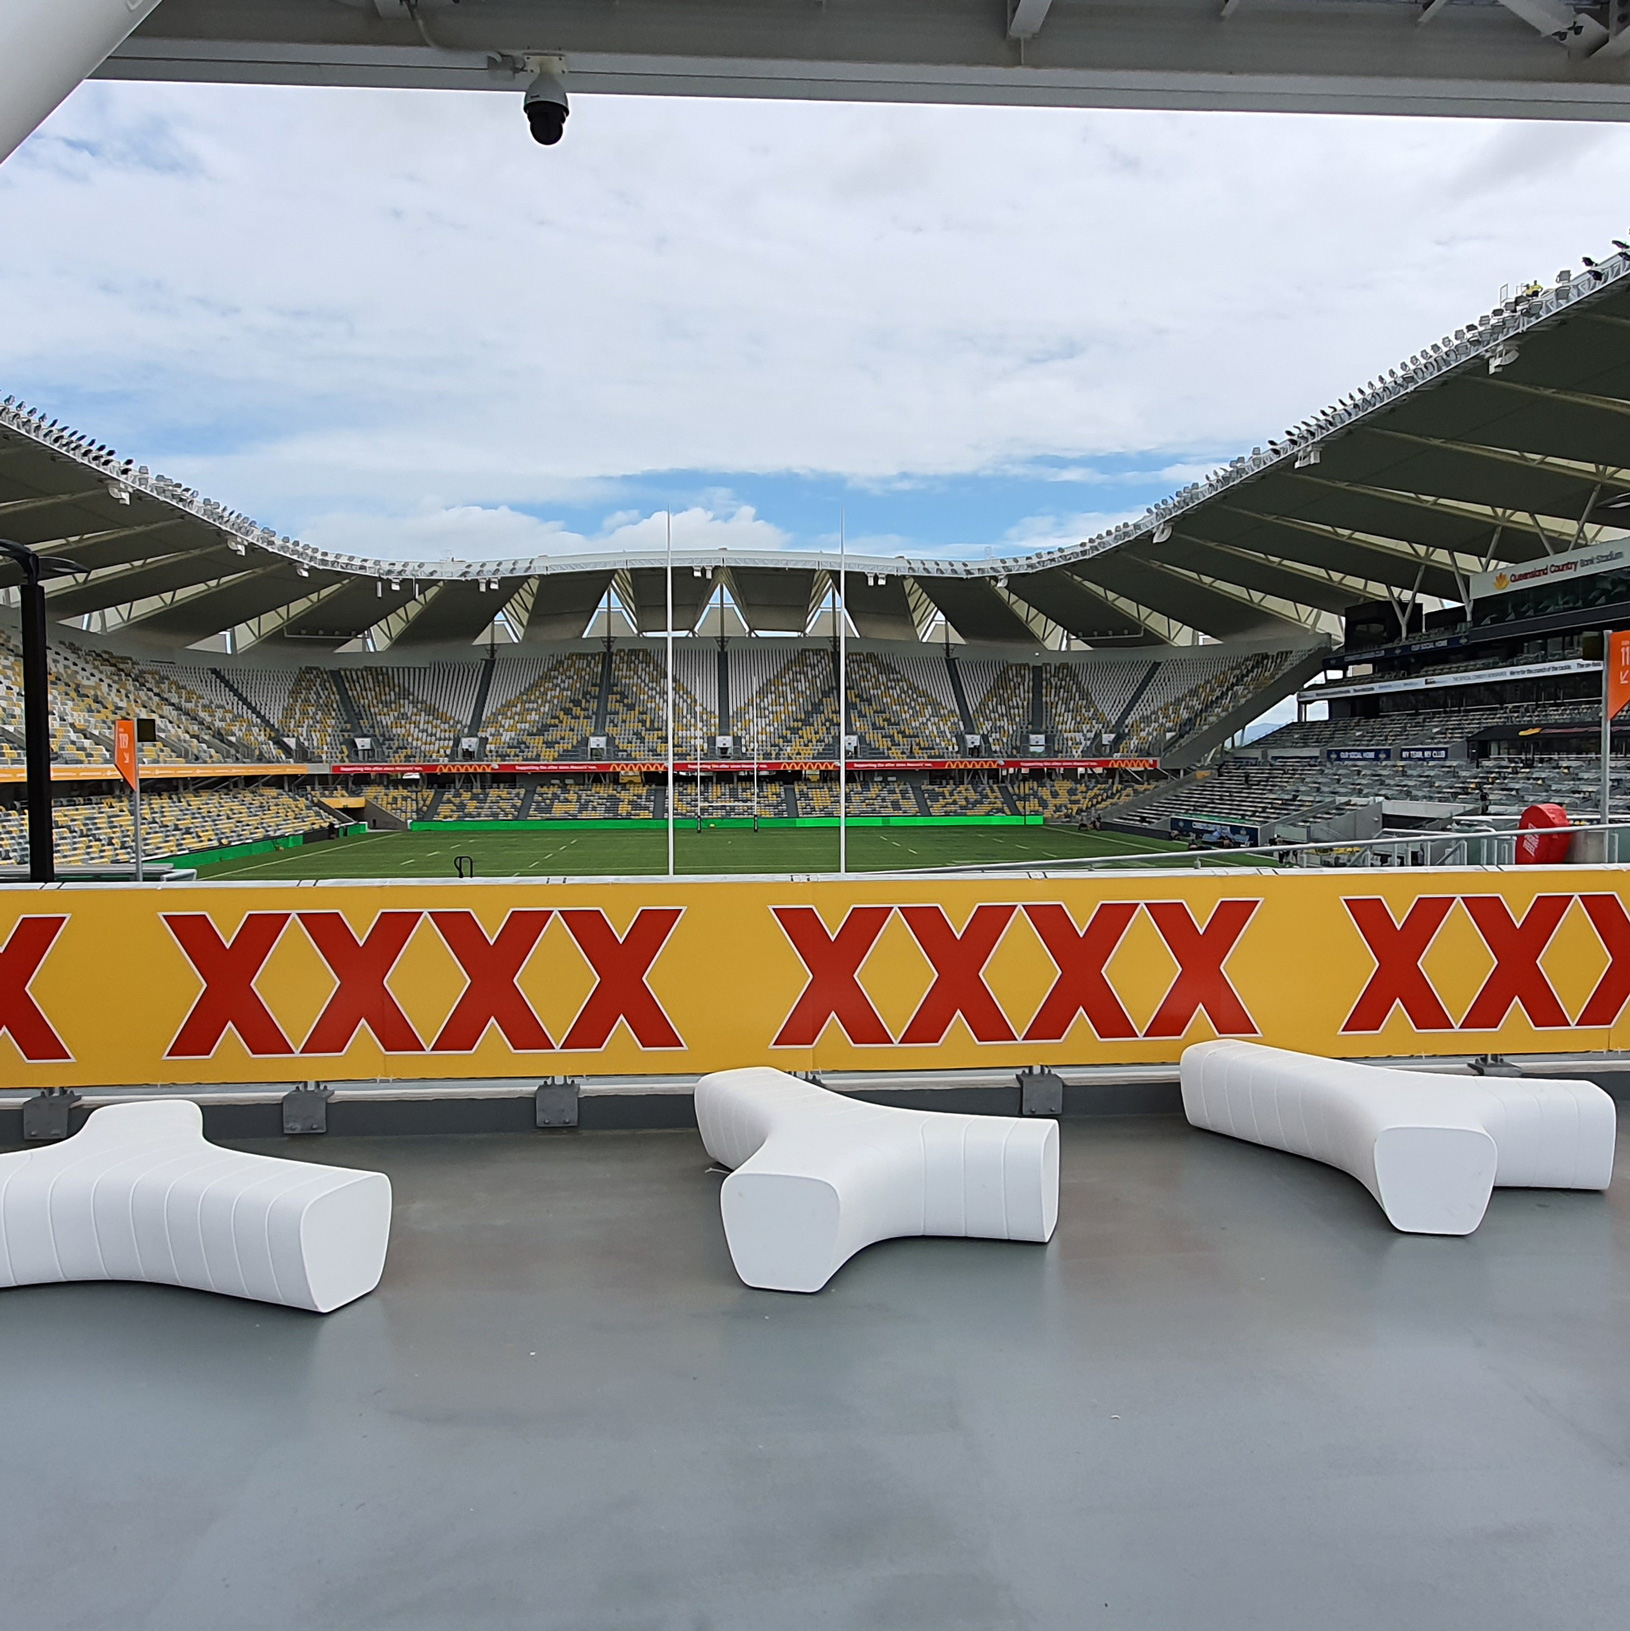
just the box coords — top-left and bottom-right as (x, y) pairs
(409, 814), (1043, 831)
(168, 823), (368, 868)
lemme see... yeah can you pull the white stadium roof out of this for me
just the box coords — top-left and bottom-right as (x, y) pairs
(8, 240), (1630, 651)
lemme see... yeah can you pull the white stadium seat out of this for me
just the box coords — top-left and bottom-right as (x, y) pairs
(695, 1066), (1059, 1292)
(1180, 1040), (1616, 1235)
(0, 1100), (391, 1311)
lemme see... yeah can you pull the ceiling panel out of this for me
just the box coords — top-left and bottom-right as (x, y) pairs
(843, 574), (919, 641)
(1006, 567), (1165, 645)
(526, 570), (615, 641)
(730, 566), (816, 634)
(1074, 554), (1301, 640)
(914, 578), (1040, 647)
(392, 578), (530, 648)
(627, 567), (715, 635)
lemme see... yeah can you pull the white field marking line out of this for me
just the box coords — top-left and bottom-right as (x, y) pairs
(201, 840), (376, 878)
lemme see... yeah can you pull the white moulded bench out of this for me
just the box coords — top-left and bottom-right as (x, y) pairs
(0, 1099), (392, 1312)
(1180, 1040), (1617, 1235)
(695, 1066), (1059, 1292)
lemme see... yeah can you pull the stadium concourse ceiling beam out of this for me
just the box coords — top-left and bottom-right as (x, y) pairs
(100, 0), (1630, 123)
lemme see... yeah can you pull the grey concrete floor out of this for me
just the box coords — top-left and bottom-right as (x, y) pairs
(2, 1114), (1629, 1631)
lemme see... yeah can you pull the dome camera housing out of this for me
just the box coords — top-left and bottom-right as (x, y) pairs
(524, 67), (568, 145)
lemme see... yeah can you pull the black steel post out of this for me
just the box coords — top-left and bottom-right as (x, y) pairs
(19, 566), (53, 882)
(3, 538), (80, 884)
(10, 548), (53, 880)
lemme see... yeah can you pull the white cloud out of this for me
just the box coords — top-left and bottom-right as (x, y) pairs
(1002, 510), (1146, 552)
(301, 501), (789, 562)
(3, 86), (1630, 554)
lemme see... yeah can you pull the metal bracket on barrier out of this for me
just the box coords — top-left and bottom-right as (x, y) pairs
(1469, 1055), (1522, 1078)
(282, 1082), (333, 1135)
(1017, 1067), (1065, 1118)
(793, 1071), (825, 1087)
(22, 1088), (80, 1142)
(535, 1078), (579, 1129)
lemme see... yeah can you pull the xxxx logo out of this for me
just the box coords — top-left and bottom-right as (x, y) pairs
(770, 899), (1261, 1047)
(162, 907), (684, 1059)
(0, 915), (72, 1062)
(1341, 892), (1630, 1033)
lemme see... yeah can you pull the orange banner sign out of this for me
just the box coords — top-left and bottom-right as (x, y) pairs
(1608, 630), (1630, 721)
(113, 719), (137, 791)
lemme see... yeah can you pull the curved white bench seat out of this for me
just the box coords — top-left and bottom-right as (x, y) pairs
(695, 1067), (1059, 1292)
(0, 1100), (391, 1312)
(1181, 1041), (1617, 1236)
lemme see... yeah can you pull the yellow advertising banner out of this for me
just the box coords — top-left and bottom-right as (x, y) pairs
(3, 868), (1630, 1087)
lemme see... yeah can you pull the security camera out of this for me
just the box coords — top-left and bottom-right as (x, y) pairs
(524, 65), (568, 145)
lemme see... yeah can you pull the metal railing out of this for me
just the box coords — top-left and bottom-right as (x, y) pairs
(882, 819), (1630, 876)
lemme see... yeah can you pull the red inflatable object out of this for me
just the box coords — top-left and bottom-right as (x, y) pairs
(1515, 802), (1572, 865)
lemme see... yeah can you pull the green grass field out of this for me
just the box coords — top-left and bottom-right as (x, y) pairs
(193, 823), (1211, 881)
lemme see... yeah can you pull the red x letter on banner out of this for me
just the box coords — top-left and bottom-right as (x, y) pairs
(1340, 897), (1456, 1034)
(898, 904), (1018, 1045)
(165, 912), (293, 1058)
(1460, 894), (1571, 1030)
(1022, 902), (1139, 1042)
(300, 911), (425, 1054)
(1578, 894), (1630, 1027)
(771, 906), (894, 1047)
(430, 910), (554, 1053)
(0, 916), (71, 1062)
(1142, 900), (1259, 1040)
(559, 908), (684, 1050)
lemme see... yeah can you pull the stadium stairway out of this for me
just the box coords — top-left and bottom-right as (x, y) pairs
(591, 648), (614, 739)
(463, 652), (497, 753)
(944, 654), (979, 743)
(210, 669), (283, 753)
(1158, 648), (1331, 769)
(331, 670), (370, 751)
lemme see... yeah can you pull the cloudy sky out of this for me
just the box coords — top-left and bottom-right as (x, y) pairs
(2, 80), (1628, 564)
